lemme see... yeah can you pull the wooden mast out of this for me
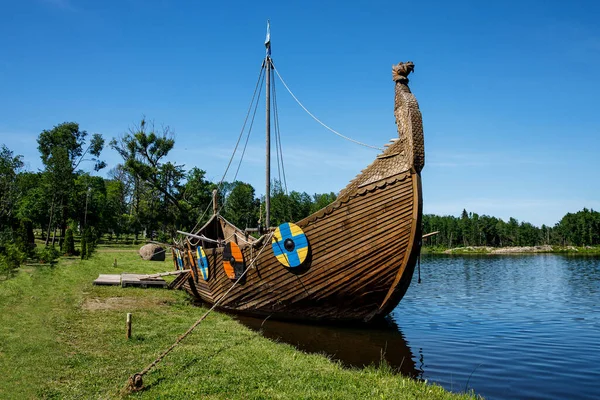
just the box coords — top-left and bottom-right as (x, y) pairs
(264, 21), (272, 230)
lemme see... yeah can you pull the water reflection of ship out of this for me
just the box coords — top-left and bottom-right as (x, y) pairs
(234, 315), (422, 379)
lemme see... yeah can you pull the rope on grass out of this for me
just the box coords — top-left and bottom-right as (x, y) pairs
(126, 232), (274, 392)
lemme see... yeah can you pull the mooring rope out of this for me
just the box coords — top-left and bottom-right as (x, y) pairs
(272, 65), (384, 151)
(127, 232), (275, 392)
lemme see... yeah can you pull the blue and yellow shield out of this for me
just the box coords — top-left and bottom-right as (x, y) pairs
(196, 246), (209, 281)
(176, 249), (184, 270)
(271, 222), (309, 268)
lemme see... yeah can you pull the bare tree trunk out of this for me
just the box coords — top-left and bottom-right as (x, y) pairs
(51, 225), (57, 246)
(59, 197), (66, 251)
(45, 196), (55, 246)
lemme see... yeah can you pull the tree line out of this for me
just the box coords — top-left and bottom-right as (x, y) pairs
(0, 120), (336, 276)
(1, 120), (599, 275)
(423, 208), (600, 248)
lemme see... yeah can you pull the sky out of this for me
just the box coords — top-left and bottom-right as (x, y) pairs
(1, 0), (599, 227)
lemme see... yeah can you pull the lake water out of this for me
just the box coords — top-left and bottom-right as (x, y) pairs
(235, 254), (600, 399)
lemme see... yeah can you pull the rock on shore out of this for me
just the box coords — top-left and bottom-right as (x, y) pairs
(139, 244), (166, 261)
(443, 245), (557, 254)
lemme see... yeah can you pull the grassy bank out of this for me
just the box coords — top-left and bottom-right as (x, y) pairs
(0, 247), (476, 399)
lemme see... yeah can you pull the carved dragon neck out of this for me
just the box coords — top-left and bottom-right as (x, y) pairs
(335, 61), (425, 200)
(392, 61), (424, 174)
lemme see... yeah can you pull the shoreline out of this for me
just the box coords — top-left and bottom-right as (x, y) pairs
(0, 245), (476, 399)
(422, 245), (600, 255)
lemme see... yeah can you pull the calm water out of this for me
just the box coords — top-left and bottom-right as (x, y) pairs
(235, 254), (600, 399)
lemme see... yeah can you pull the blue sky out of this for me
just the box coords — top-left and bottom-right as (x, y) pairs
(1, 0), (599, 227)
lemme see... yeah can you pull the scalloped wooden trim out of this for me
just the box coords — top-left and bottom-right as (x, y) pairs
(298, 171), (410, 227)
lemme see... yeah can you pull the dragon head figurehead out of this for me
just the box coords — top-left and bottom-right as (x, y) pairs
(392, 61), (415, 83)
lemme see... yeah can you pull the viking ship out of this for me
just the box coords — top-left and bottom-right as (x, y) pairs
(171, 27), (425, 322)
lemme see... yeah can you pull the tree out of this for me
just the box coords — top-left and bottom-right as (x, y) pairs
(0, 145), (24, 230)
(0, 145), (28, 273)
(108, 164), (144, 239)
(460, 209), (470, 246)
(37, 122), (105, 246)
(555, 208), (600, 246)
(223, 182), (259, 228)
(72, 174), (107, 232)
(182, 167), (214, 228)
(38, 123), (105, 172)
(288, 191), (312, 222)
(64, 228), (76, 256)
(110, 119), (192, 238)
(104, 178), (129, 239)
(110, 119), (184, 212)
(507, 217), (519, 246)
(15, 172), (49, 237)
(311, 192), (337, 214)
(0, 145), (27, 274)
(270, 180), (291, 226)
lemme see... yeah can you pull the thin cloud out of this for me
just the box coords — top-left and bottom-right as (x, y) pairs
(40, 0), (75, 11)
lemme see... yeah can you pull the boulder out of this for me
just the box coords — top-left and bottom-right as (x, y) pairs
(139, 244), (166, 261)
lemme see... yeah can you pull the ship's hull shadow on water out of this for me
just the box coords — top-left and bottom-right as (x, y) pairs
(232, 314), (421, 379)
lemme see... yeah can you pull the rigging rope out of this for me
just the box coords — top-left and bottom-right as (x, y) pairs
(272, 66), (384, 151)
(270, 63), (294, 222)
(272, 75), (283, 191)
(271, 69), (289, 195)
(189, 62), (266, 234)
(127, 232), (275, 392)
(216, 67), (265, 228)
(231, 69), (265, 185)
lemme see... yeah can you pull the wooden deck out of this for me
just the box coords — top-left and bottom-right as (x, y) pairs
(93, 274), (168, 288)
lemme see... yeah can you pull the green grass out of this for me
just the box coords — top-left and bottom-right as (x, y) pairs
(0, 248), (477, 399)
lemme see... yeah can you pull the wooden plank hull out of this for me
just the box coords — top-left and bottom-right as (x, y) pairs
(178, 61), (425, 322)
(180, 170), (422, 322)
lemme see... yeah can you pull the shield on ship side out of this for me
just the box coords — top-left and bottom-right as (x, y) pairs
(196, 246), (210, 281)
(223, 242), (244, 280)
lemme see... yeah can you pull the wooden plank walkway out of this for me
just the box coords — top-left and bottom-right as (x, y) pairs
(93, 274), (121, 286)
(93, 274), (168, 288)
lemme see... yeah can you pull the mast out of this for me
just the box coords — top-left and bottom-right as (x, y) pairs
(264, 21), (272, 230)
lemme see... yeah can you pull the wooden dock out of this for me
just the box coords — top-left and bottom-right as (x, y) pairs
(93, 273), (168, 288)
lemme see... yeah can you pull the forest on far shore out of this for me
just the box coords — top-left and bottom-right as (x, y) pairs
(423, 209), (600, 249)
(1, 121), (599, 276)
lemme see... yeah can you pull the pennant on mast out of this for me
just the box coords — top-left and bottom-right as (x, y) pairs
(265, 20), (271, 56)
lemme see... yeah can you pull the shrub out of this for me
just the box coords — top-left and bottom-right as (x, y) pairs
(64, 228), (76, 256)
(12, 219), (36, 259)
(80, 235), (87, 260)
(157, 232), (170, 244)
(0, 243), (27, 277)
(80, 227), (97, 260)
(37, 246), (60, 264)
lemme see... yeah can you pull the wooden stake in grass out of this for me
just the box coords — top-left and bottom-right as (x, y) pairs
(126, 313), (132, 339)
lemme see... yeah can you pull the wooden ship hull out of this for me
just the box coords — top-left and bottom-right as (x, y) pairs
(173, 61), (424, 322)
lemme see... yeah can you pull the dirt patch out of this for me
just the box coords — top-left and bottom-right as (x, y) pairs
(82, 297), (171, 311)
